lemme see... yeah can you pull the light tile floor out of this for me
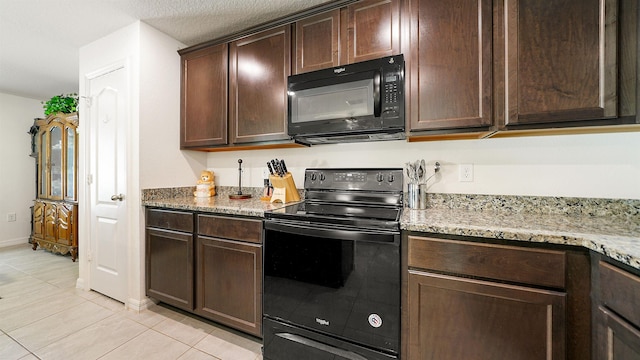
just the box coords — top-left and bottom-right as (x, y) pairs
(0, 244), (263, 360)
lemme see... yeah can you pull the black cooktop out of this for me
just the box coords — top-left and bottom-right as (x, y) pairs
(265, 168), (404, 232)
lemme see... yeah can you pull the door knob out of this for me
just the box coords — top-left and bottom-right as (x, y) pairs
(111, 194), (125, 201)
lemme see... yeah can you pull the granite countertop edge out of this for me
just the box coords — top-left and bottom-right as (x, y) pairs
(142, 196), (640, 271)
(401, 208), (640, 271)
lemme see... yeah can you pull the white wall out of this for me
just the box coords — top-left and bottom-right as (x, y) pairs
(204, 130), (640, 200)
(78, 21), (206, 309)
(0, 93), (42, 246)
(139, 23), (207, 189)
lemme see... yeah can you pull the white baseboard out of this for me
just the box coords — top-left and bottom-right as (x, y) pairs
(126, 297), (157, 313)
(0, 237), (30, 248)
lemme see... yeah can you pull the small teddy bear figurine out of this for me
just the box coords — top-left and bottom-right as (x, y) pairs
(194, 170), (216, 197)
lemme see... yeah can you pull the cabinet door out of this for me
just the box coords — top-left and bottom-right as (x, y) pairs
(196, 236), (262, 337)
(43, 202), (57, 242)
(64, 126), (77, 200)
(38, 130), (48, 198)
(33, 201), (45, 239)
(146, 228), (194, 311)
(407, 270), (566, 360)
(56, 203), (74, 246)
(407, 0), (492, 131)
(229, 26), (291, 144)
(294, 10), (341, 74)
(502, 0), (617, 126)
(48, 124), (63, 200)
(346, 0), (400, 63)
(180, 43), (229, 147)
(596, 306), (640, 360)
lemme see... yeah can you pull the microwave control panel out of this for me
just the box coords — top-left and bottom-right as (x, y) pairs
(382, 71), (402, 116)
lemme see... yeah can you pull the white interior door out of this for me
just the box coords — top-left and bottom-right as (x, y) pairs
(87, 66), (128, 303)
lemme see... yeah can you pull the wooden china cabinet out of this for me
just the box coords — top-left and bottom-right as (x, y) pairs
(32, 112), (79, 261)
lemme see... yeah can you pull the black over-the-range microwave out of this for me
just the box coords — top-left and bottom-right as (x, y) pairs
(287, 54), (405, 145)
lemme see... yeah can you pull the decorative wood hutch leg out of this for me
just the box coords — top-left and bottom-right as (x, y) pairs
(70, 248), (77, 262)
(32, 241), (38, 250)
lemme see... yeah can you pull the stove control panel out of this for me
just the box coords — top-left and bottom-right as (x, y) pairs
(305, 168), (403, 192)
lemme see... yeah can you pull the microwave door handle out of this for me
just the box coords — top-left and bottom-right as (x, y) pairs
(373, 70), (382, 117)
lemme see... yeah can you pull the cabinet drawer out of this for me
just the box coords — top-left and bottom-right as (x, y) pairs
(599, 261), (640, 327)
(408, 235), (566, 289)
(146, 208), (194, 232)
(197, 215), (262, 244)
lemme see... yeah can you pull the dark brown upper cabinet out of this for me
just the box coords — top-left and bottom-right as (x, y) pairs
(346, 0), (401, 63)
(294, 0), (400, 74)
(498, 0), (618, 127)
(180, 43), (228, 148)
(294, 9), (342, 74)
(229, 26), (291, 144)
(405, 0), (493, 133)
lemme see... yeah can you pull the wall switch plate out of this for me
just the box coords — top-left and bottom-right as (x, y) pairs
(7, 213), (16, 222)
(459, 164), (474, 182)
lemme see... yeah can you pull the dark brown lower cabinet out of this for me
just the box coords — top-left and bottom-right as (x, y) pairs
(404, 234), (591, 360)
(597, 307), (640, 359)
(146, 209), (263, 337)
(407, 270), (565, 360)
(195, 236), (262, 337)
(145, 209), (195, 311)
(594, 260), (640, 360)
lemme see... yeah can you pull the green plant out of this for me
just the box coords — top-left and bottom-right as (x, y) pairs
(42, 93), (78, 116)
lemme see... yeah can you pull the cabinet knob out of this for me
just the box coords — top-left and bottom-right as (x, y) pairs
(110, 194), (125, 201)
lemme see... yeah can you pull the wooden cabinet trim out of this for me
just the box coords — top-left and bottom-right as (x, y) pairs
(408, 235), (566, 288)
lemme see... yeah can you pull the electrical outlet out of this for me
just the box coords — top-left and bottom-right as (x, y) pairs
(459, 164), (473, 182)
(7, 213), (16, 222)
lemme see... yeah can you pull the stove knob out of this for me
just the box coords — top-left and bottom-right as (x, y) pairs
(376, 173), (384, 182)
(319, 173), (326, 181)
(388, 174), (395, 183)
(310, 173), (317, 181)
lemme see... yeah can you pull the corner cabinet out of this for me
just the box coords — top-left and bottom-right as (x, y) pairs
(593, 259), (640, 359)
(32, 112), (79, 261)
(404, 234), (592, 360)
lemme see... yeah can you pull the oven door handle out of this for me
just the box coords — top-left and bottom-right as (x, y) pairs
(264, 221), (398, 243)
(276, 332), (368, 360)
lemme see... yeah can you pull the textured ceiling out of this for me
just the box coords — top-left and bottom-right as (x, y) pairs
(0, 0), (334, 100)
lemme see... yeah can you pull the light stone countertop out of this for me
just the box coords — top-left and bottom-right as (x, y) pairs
(142, 187), (640, 271)
(401, 208), (640, 271)
(142, 195), (294, 218)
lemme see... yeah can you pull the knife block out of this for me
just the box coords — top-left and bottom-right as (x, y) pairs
(269, 173), (300, 203)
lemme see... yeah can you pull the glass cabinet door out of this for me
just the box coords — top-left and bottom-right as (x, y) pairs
(65, 127), (76, 200)
(49, 125), (63, 199)
(39, 131), (48, 197)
